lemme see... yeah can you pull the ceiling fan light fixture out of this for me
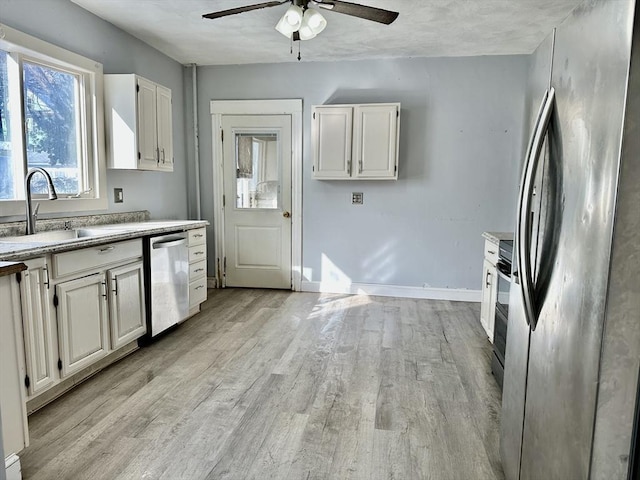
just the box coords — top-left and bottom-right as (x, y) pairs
(298, 23), (317, 40)
(275, 16), (294, 38)
(303, 8), (326, 35)
(275, 4), (303, 38)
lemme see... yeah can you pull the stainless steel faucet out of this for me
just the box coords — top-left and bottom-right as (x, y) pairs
(25, 167), (58, 235)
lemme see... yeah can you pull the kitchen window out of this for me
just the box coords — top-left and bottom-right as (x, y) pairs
(0, 24), (107, 216)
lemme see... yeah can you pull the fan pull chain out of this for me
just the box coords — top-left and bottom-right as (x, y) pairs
(298, 42), (301, 61)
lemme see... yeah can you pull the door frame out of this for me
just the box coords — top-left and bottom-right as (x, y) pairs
(210, 99), (303, 291)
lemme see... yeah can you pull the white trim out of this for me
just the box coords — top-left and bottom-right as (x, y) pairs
(5, 453), (22, 480)
(210, 99), (303, 291)
(300, 281), (481, 302)
(0, 23), (108, 217)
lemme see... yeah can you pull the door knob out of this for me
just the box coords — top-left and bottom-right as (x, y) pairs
(283, 211), (291, 218)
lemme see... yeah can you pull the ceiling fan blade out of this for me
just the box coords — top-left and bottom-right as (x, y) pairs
(314, 1), (399, 25)
(203, 1), (288, 20)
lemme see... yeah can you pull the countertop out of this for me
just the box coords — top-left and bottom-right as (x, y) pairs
(0, 261), (27, 277)
(482, 231), (514, 244)
(0, 220), (208, 261)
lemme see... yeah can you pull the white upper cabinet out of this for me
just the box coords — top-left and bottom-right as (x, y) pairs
(312, 103), (400, 180)
(104, 74), (173, 171)
(155, 84), (174, 171)
(312, 107), (353, 179)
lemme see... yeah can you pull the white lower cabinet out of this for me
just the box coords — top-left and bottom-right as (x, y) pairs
(187, 228), (207, 312)
(108, 261), (146, 349)
(1, 270), (29, 463)
(20, 258), (57, 396)
(18, 240), (147, 402)
(56, 273), (110, 377)
(480, 258), (498, 341)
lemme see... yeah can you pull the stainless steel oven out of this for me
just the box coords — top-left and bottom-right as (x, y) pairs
(492, 240), (512, 389)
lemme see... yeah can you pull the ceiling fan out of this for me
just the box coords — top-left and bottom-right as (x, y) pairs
(203, 1), (399, 47)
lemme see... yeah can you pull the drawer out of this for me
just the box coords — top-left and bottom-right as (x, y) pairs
(189, 259), (206, 280)
(484, 239), (499, 266)
(188, 228), (206, 246)
(52, 239), (142, 279)
(188, 245), (207, 263)
(189, 277), (207, 308)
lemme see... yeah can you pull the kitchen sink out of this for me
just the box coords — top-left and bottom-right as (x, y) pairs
(0, 228), (121, 243)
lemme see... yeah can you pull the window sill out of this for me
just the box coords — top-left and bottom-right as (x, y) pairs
(0, 196), (108, 219)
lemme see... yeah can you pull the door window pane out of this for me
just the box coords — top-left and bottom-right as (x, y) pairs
(23, 61), (82, 195)
(235, 133), (279, 209)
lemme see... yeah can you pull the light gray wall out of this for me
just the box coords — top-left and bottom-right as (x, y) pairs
(197, 55), (528, 290)
(0, 0), (188, 221)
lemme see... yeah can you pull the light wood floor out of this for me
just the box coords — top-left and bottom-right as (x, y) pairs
(20, 289), (505, 480)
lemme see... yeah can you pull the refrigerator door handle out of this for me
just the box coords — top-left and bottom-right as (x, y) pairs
(516, 87), (555, 329)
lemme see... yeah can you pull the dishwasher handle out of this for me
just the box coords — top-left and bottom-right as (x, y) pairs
(152, 237), (187, 249)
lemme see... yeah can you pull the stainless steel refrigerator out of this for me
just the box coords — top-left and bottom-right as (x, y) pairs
(500, 0), (640, 479)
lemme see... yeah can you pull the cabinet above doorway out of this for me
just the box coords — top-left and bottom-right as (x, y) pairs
(311, 103), (400, 180)
(104, 74), (173, 171)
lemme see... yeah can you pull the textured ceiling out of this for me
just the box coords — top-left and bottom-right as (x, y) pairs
(69, 0), (583, 65)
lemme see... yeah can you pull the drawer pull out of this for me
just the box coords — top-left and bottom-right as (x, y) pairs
(98, 246), (115, 253)
(193, 234), (204, 238)
(194, 251), (204, 256)
(194, 268), (204, 273)
(195, 285), (204, 290)
(487, 250), (496, 255)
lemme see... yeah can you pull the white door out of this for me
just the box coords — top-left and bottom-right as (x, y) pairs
(353, 104), (398, 179)
(156, 84), (173, 171)
(136, 77), (158, 169)
(312, 106), (353, 179)
(108, 261), (146, 349)
(56, 273), (110, 377)
(222, 114), (292, 289)
(20, 258), (57, 395)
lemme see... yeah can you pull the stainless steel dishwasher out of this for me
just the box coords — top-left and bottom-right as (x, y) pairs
(148, 233), (189, 336)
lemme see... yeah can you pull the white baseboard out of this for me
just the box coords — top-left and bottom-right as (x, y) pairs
(5, 453), (22, 480)
(300, 281), (481, 302)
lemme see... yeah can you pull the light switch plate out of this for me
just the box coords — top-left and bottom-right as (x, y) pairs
(114, 188), (123, 203)
(352, 192), (364, 205)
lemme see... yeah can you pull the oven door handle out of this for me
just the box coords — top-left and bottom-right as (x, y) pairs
(516, 87), (555, 330)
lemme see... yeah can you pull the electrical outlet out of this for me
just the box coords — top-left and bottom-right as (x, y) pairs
(114, 188), (124, 203)
(352, 192), (364, 205)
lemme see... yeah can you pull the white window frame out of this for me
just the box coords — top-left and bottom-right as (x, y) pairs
(0, 23), (107, 217)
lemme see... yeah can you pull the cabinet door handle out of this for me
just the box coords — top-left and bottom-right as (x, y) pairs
(359, 159), (363, 174)
(113, 278), (118, 296)
(156, 147), (160, 164)
(485, 271), (491, 288)
(347, 160), (351, 174)
(101, 281), (107, 298)
(43, 265), (50, 289)
(161, 148), (166, 163)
